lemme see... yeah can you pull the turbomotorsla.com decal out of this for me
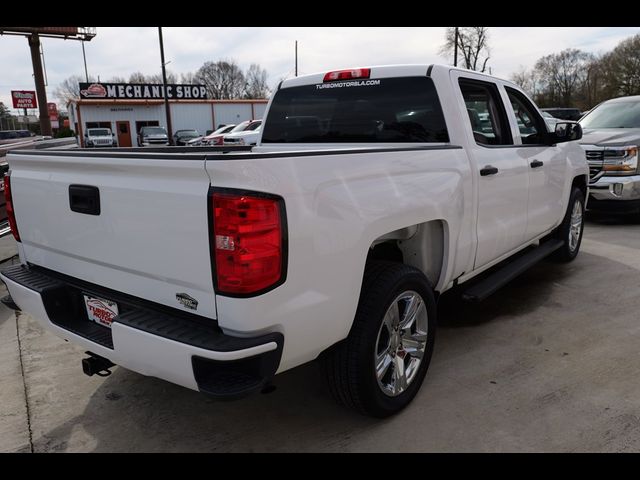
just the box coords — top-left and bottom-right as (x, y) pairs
(176, 293), (198, 310)
(315, 79), (382, 89)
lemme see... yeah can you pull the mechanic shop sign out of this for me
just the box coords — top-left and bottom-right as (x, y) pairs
(79, 82), (209, 100)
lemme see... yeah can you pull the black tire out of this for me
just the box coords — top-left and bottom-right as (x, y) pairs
(321, 261), (437, 418)
(551, 187), (585, 262)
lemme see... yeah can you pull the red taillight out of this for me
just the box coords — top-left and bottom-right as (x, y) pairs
(211, 191), (285, 296)
(323, 68), (371, 82)
(3, 173), (20, 242)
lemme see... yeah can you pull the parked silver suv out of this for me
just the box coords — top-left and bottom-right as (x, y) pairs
(579, 96), (640, 213)
(137, 126), (169, 147)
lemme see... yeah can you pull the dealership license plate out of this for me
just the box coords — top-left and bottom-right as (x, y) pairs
(83, 294), (119, 329)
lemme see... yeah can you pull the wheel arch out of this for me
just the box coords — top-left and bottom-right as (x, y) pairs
(367, 220), (448, 291)
(572, 174), (588, 197)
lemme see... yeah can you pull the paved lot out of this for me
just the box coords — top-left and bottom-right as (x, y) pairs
(2, 214), (640, 452)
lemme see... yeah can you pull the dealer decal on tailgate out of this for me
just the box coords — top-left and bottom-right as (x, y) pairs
(84, 295), (119, 328)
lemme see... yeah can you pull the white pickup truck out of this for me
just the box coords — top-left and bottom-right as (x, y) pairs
(1, 65), (588, 417)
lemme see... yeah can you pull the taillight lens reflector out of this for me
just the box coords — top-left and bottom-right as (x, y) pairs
(212, 191), (285, 295)
(3, 173), (20, 242)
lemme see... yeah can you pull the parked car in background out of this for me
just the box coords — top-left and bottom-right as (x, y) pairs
(0, 131), (19, 142)
(542, 108), (583, 121)
(579, 95), (640, 214)
(137, 126), (169, 147)
(542, 111), (561, 131)
(579, 109), (591, 120)
(223, 125), (262, 145)
(84, 128), (116, 148)
(186, 124), (236, 146)
(173, 129), (200, 146)
(203, 120), (261, 146)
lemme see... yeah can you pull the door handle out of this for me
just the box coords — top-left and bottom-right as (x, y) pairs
(530, 159), (544, 168)
(480, 166), (499, 176)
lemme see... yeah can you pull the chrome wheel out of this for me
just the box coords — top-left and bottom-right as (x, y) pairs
(568, 199), (583, 252)
(375, 290), (428, 397)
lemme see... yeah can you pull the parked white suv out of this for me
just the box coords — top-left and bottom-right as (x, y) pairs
(1, 65), (588, 417)
(84, 128), (116, 148)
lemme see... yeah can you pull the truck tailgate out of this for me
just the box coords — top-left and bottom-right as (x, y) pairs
(7, 152), (217, 319)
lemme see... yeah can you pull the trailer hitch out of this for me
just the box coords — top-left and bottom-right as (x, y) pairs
(82, 351), (115, 377)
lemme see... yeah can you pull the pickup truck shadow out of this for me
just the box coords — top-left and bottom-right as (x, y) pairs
(37, 360), (378, 452)
(36, 254), (596, 452)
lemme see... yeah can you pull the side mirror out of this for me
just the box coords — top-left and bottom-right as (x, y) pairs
(550, 122), (582, 144)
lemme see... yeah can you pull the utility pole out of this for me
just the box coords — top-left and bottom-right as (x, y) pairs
(27, 33), (52, 136)
(453, 27), (459, 67)
(158, 27), (173, 145)
(81, 40), (89, 82)
(295, 40), (298, 77)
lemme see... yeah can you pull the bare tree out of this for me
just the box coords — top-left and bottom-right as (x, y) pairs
(599, 34), (640, 98)
(128, 71), (147, 83)
(195, 60), (246, 99)
(108, 76), (127, 83)
(581, 55), (605, 108)
(129, 71), (178, 84)
(511, 67), (537, 96)
(535, 49), (592, 107)
(180, 72), (196, 84)
(244, 64), (270, 99)
(54, 74), (96, 105)
(440, 27), (490, 72)
(0, 102), (11, 118)
(147, 71), (178, 84)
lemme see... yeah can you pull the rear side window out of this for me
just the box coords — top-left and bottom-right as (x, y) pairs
(262, 77), (449, 143)
(459, 79), (513, 146)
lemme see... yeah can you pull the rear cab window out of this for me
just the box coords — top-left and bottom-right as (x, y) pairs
(261, 77), (449, 143)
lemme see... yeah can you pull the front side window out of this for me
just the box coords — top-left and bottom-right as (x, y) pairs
(262, 77), (449, 143)
(505, 87), (547, 144)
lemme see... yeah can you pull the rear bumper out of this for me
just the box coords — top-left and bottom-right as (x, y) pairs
(0, 264), (283, 398)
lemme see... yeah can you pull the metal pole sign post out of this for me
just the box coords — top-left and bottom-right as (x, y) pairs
(158, 27), (174, 146)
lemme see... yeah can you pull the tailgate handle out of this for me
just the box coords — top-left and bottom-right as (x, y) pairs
(69, 185), (101, 215)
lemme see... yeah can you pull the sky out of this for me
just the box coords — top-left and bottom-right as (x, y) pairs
(1, 26), (639, 114)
